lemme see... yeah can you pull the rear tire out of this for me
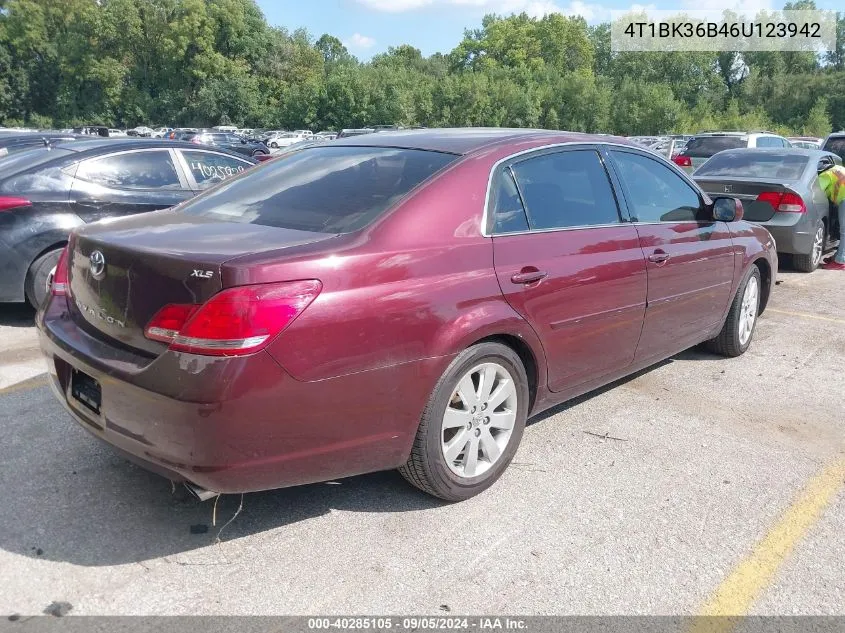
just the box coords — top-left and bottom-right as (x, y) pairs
(398, 342), (529, 501)
(706, 266), (761, 357)
(793, 221), (825, 272)
(24, 247), (63, 308)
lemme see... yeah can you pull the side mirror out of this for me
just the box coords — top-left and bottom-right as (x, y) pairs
(713, 197), (744, 223)
(818, 159), (834, 174)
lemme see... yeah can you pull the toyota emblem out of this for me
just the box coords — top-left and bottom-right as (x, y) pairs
(89, 250), (106, 279)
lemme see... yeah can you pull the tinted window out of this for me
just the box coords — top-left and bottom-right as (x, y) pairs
(182, 151), (251, 190)
(490, 169), (529, 233)
(509, 150), (620, 230)
(181, 146), (457, 233)
(611, 151), (702, 223)
(684, 136), (746, 158)
(75, 150), (181, 189)
(822, 137), (845, 159)
(0, 147), (72, 177)
(695, 152), (809, 180)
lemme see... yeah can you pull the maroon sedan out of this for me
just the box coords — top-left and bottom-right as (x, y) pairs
(37, 129), (777, 501)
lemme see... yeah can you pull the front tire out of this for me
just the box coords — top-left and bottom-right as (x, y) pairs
(706, 266), (761, 357)
(793, 221), (825, 272)
(398, 342), (529, 501)
(24, 247), (63, 308)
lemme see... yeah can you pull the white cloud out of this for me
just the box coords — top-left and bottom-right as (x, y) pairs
(356, 0), (657, 23)
(344, 33), (377, 49)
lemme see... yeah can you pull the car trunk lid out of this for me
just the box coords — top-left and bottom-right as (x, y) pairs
(68, 211), (336, 356)
(694, 178), (799, 222)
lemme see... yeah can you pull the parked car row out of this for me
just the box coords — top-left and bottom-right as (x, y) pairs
(21, 128), (782, 504)
(0, 139), (256, 306)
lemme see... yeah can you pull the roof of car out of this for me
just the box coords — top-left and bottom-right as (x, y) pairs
(712, 148), (833, 157)
(329, 127), (633, 155)
(52, 138), (224, 152)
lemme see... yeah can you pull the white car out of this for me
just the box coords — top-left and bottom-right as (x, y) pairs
(266, 132), (309, 149)
(108, 129), (127, 137)
(152, 127), (173, 138)
(130, 126), (154, 137)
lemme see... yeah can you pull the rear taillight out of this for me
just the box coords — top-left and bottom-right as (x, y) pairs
(672, 155), (692, 168)
(51, 245), (70, 296)
(254, 154), (273, 162)
(0, 196), (31, 212)
(144, 280), (322, 356)
(756, 191), (806, 214)
(190, 137), (202, 144)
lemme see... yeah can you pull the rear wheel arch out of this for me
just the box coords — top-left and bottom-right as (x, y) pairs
(472, 333), (539, 413)
(752, 258), (771, 314)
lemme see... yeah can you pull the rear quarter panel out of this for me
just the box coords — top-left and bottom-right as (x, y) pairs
(728, 221), (777, 314)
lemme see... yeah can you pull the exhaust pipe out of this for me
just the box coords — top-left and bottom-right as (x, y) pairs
(184, 482), (220, 502)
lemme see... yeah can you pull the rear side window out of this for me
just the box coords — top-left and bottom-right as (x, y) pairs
(823, 137), (845, 159)
(490, 169), (529, 233)
(695, 152), (809, 180)
(684, 136), (746, 158)
(0, 148), (74, 193)
(181, 151), (251, 190)
(181, 146), (457, 233)
(610, 151), (702, 223)
(756, 136), (785, 148)
(75, 150), (181, 190)
(509, 150), (621, 230)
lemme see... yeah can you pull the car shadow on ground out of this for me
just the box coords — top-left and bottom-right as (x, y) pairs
(0, 385), (447, 567)
(0, 346), (718, 568)
(0, 303), (35, 327)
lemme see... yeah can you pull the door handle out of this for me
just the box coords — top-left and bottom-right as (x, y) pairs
(511, 270), (548, 285)
(648, 251), (670, 265)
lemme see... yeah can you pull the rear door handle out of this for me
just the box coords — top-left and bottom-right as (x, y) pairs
(511, 270), (548, 284)
(648, 251), (670, 264)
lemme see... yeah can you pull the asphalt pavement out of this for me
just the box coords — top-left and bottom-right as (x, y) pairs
(0, 267), (842, 617)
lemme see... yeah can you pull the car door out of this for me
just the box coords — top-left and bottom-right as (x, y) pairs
(606, 147), (736, 362)
(490, 146), (648, 393)
(175, 149), (253, 191)
(68, 148), (193, 222)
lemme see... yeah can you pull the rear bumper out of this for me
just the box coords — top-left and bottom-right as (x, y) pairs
(753, 213), (812, 255)
(37, 297), (445, 494)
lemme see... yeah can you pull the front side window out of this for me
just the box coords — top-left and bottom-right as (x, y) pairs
(181, 146), (457, 233)
(75, 150), (181, 189)
(509, 150), (621, 230)
(610, 151), (702, 223)
(181, 151), (251, 190)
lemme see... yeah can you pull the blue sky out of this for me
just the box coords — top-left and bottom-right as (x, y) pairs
(256, 0), (841, 59)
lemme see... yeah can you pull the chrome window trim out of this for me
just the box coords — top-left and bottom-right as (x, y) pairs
(481, 140), (683, 238)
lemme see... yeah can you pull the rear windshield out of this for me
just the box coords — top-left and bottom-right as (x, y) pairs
(822, 137), (845, 159)
(181, 146), (457, 233)
(0, 147), (71, 176)
(695, 152), (809, 180)
(683, 136), (747, 158)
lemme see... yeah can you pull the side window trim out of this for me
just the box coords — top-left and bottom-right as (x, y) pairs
(605, 147), (705, 224)
(486, 144), (625, 236)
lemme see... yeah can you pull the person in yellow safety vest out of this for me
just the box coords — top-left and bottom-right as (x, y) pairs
(819, 162), (845, 270)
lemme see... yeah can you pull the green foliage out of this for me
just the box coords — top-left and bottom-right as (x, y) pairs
(0, 2), (839, 135)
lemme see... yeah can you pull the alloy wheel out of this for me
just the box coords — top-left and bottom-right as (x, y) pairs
(440, 362), (517, 478)
(812, 225), (825, 267)
(738, 275), (759, 346)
